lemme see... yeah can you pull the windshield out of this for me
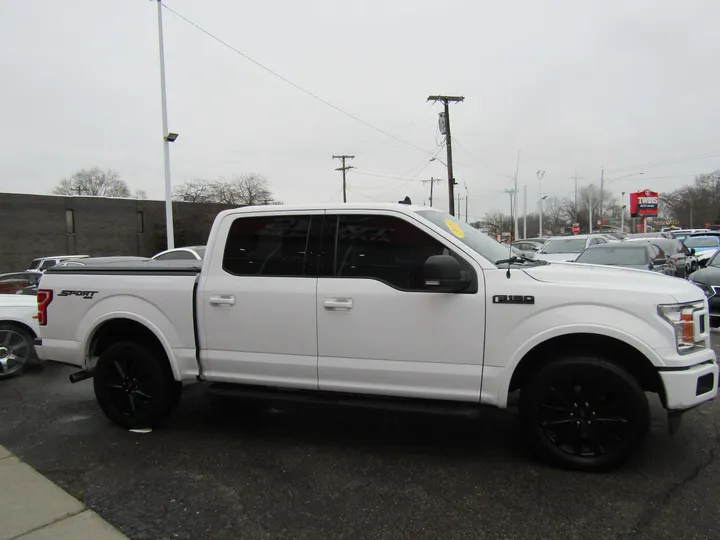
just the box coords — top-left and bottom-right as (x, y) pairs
(541, 238), (587, 254)
(416, 210), (510, 265)
(575, 247), (648, 266)
(685, 237), (720, 248)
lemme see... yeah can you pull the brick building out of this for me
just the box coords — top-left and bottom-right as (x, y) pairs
(0, 193), (234, 273)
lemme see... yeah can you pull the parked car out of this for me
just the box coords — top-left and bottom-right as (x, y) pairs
(682, 235), (720, 255)
(627, 232), (676, 240)
(0, 271), (42, 295)
(574, 242), (676, 275)
(55, 257), (151, 268)
(37, 202), (717, 471)
(511, 240), (544, 258)
(152, 246), (206, 261)
(668, 229), (710, 242)
(0, 294), (40, 378)
(697, 248), (720, 268)
(689, 250), (720, 328)
(625, 238), (698, 278)
(535, 234), (611, 262)
(28, 255), (89, 272)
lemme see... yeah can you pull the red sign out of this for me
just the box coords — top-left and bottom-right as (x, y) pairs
(630, 189), (659, 218)
(572, 224), (580, 235)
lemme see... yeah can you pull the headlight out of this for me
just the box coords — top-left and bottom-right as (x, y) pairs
(657, 302), (705, 354)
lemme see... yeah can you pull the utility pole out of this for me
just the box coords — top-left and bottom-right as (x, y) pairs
(332, 155), (355, 203)
(427, 95), (465, 216)
(588, 184), (594, 234)
(421, 177), (442, 207)
(514, 150), (521, 240)
(155, 0), (175, 249)
(621, 191), (626, 232)
(599, 167), (605, 231)
(572, 170), (584, 223)
(523, 184), (527, 239)
(465, 195), (468, 223)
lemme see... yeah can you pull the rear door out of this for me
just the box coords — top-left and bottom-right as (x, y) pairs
(199, 211), (323, 389)
(315, 210), (485, 401)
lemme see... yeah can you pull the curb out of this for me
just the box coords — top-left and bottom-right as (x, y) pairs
(0, 446), (128, 540)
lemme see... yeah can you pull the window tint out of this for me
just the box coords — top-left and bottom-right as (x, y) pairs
(40, 260), (57, 270)
(223, 215), (313, 277)
(156, 250), (197, 261)
(331, 214), (450, 290)
(596, 237), (607, 244)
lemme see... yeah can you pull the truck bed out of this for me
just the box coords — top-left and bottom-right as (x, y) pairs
(40, 261), (202, 377)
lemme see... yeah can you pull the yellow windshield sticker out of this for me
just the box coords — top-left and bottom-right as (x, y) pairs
(445, 219), (465, 238)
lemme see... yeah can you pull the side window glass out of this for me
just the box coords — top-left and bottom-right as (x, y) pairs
(40, 260), (57, 270)
(157, 251), (195, 261)
(333, 214), (449, 290)
(589, 238), (598, 246)
(223, 215), (312, 277)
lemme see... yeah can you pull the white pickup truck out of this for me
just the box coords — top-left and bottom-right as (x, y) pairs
(36, 203), (717, 470)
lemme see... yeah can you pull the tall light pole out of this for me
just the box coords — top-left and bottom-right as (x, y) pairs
(513, 150), (521, 240)
(539, 195), (548, 236)
(588, 184), (594, 233)
(536, 170), (545, 237)
(621, 191), (626, 232)
(505, 189), (517, 242)
(155, 0), (176, 249)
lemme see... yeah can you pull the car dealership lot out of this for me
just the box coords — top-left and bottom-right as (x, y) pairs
(1, 340), (719, 540)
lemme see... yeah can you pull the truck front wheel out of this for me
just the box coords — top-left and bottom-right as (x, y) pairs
(94, 341), (181, 429)
(519, 356), (650, 471)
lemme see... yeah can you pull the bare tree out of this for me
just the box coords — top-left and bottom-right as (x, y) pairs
(663, 170), (720, 227)
(135, 189), (148, 199)
(53, 168), (131, 197)
(174, 174), (277, 206)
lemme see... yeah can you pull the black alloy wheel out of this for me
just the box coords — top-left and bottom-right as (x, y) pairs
(520, 356), (649, 471)
(93, 341), (180, 429)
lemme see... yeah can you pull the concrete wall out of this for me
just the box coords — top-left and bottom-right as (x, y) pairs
(0, 193), (234, 273)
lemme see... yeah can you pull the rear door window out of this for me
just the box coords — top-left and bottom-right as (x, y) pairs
(223, 215), (318, 277)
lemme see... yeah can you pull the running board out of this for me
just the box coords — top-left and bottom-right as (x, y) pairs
(207, 383), (481, 417)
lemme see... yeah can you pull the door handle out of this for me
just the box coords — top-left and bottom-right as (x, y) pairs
(324, 298), (353, 311)
(209, 295), (235, 307)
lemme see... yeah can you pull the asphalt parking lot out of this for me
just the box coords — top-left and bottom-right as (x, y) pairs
(2, 340), (720, 540)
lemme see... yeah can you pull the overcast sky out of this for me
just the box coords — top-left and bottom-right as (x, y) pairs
(1, 0), (719, 221)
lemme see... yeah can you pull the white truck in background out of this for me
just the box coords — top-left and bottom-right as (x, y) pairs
(35, 202), (717, 471)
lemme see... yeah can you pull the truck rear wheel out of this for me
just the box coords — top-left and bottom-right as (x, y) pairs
(519, 356), (649, 471)
(93, 341), (181, 429)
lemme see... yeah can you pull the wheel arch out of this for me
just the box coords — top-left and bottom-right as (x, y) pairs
(0, 319), (37, 339)
(508, 332), (665, 406)
(85, 315), (181, 381)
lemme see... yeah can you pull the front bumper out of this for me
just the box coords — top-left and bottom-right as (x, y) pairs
(660, 360), (718, 410)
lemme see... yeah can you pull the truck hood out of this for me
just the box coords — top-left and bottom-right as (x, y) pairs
(0, 294), (37, 309)
(524, 262), (705, 303)
(535, 252), (581, 262)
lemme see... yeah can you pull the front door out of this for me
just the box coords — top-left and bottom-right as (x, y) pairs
(199, 211), (323, 389)
(316, 211), (486, 402)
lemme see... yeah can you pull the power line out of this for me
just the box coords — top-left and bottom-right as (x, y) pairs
(606, 150), (720, 174)
(161, 3), (436, 157)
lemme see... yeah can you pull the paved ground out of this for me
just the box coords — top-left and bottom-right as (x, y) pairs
(1, 342), (719, 540)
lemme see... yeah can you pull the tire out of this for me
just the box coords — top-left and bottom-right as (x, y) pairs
(519, 356), (649, 472)
(93, 341), (181, 429)
(0, 323), (34, 379)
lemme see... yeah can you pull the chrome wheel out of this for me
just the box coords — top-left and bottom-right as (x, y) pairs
(0, 328), (31, 378)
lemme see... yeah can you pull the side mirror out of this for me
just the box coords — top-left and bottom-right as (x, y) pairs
(651, 257), (668, 266)
(424, 255), (469, 293)
(532, 246), (541, 252)
(690, 248), (696, 256)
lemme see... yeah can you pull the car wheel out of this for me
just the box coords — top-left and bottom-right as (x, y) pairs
(93, 341), (181, 429)
(519, 356), (650, 471)
(0, 324), (34, 379)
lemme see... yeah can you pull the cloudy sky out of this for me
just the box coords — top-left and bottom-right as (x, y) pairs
(1, 0), (719, 221)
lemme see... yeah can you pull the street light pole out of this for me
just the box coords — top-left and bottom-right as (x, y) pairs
(536, 170), (545, 236)
(539, 195), (548, 237)
(621, 191), (626, 232)
(588, 184), (594, 234)
(155, 0), (175, 250)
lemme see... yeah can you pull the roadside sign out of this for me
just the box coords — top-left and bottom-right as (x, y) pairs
(572, 224), (580, 235)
